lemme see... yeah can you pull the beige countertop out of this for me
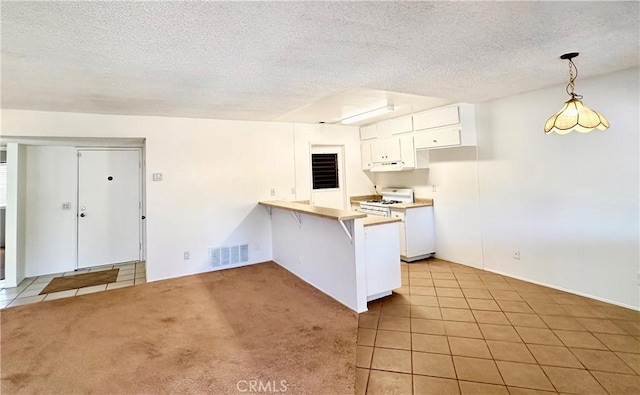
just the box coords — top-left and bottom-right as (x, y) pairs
(362, 215), (402, 227)
(349, 195), (381, 204)
(259, 200), (366, 221)
(390, 199), (434, 209)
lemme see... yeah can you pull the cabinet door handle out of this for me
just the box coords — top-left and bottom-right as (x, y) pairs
(433, 139), (438, 143)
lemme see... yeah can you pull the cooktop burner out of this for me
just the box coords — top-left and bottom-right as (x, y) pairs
(365, 199), (403, 205)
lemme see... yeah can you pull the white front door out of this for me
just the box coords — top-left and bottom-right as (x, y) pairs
(77, 149), (141, 269)
(310, 145), (346, 210)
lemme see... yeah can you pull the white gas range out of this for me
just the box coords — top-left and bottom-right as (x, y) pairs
(359, 188), (414, 217)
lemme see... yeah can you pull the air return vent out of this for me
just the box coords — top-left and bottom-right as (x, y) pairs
(209, 244), (249, 270)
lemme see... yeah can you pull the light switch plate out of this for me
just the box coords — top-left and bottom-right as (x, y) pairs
(152, 173), (163, 181)
(62, 202), (71, 210)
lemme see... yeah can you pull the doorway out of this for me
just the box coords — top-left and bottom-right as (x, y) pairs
(309, 145), (346, 210)
(77, 149), (142, 269)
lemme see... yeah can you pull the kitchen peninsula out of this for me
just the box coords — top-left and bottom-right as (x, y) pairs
(259, 200), (401, 313)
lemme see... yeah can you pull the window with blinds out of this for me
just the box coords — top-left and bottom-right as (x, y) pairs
(311, 153), (339, 190)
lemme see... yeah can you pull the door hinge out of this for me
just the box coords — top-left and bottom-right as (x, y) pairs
(139, 201), (141, 208)
(77, 152), (82, 158)
(139, 242), (142, 250)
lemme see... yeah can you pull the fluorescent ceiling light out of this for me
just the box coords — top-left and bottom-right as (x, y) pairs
(340, 105), (394, 125)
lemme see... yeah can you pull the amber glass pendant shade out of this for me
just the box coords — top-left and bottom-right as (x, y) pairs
(544, 98), (610, 135)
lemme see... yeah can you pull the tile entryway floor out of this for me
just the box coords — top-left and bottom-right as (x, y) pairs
(357, 259), (640, 395)
(0, 261), (146, 309)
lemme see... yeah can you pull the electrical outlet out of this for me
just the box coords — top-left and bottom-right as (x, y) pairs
(270, 188), (276, 196)
(432, 185), (437, 192)
(184, 251), (190, 260)
(152, 173), (163, 182)
(291, 186), (296, 194)
(62, 202), (71, 210)
(512, 249), (520, 260)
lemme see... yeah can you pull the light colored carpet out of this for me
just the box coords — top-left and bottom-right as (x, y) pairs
(1, 261), (358, 394)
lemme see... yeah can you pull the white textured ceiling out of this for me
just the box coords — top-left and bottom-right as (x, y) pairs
(1, 1), (638, 124)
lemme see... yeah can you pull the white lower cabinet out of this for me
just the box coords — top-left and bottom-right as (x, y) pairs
(361, 141), (372, 170)
(391, 206), (435, 262)
(364, 222), (401, 301)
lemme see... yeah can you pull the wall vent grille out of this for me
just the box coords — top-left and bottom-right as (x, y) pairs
(209, 244), (249, 270)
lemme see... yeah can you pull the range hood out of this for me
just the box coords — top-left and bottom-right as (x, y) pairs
(369, 162), (406, 172)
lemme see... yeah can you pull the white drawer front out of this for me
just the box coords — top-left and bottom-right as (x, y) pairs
(413, 106), (460, 131)
(414, 127), (461, 149)
(391, 210), (405, 221)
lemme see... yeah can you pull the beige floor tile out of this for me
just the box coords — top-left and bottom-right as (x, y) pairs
(355, 368), (369, 395)
(528, 302), (568, 316)
(375, 330), (411, 350)
(7, 295), (46, 307)
(410, 278), (434, 287)
(359, 314), (379, 329)
(16, 288), (46, 298)
(483, 282), (513, 291)
(575, 317), (627, 334)
(383, 292), (411, 305)
(462, 289), (492, 299)
(438, 297), (469, 309)
(413, 352), (456, 379)
(467, 299), (501, 311)
(371, 348), (412, 373)
(411, 295), (439, 307)
(441, 308), (475, 323)
(433, 279), (459, 288)
(76, 284), (108, 295)
(411, 305), (442, 320)
(486, 340), (536, 363)
(553, 330), (608, 350)
(453, 356), (503, 385)
(489, 290), (522, 301)
(411, 318), (446, 335)
(549, 293), (591, 305)
(616, 352), (640, 374)
(505, 313), (547, 328)
(506, 387), (556, 395)
(458, 280), (487, 289)
(570, 348), (635, 374)
(0, 293), (18, 302)
(413, 375), (460, 395)
(43, 289), (77, 300)
(89, 265), (114, 272)
(410, 271), (432, 279)
(518, 292), (556, 304)
(541, 366), (607, 394)
(495, 361), (554, 391)
(538, 315), (586, 331)
(444, 321), (483, 339)
(410, 286), (436, 296)
(472, 310), (510, 325)
(459, 381), (508, 395)
(116, 273), (135, 282)
(431, 272), (455, 280)
(435, 287), (465, 298)
(479, 323), (522, 342)
(448, 337), (491, 359)
(614, 319), (640, 336)
(32, 274), (59, 284)
(496, 300), (534, 314)
(454, 273), (481, 282)
(590, 371), (640, 395)
(527, 344), (583, 368)
(515, 327), (563, 346)
(412, 333), (450, 354)
(378, 315), (411, 332)
(107, 280), (134, 290)
(380, 303), (410, 317)
(593, 333), (640, 353)
(562, 304), (607, 318)
(366, 301), (383, 315)
(596, 306), (640, 321)
(358, 328), (377, 346)
(356, 346), (373, 368)
(366, 369), (412, 395)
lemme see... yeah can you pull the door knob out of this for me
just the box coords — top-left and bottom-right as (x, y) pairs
(80, 213), (86, 217)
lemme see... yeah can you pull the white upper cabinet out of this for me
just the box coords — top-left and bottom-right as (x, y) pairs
(413, 106), (460, 131)
(399, 135), (415, 168)
(361, 141), (373, 170)
(359, 124), (378, 140)
(413, 104), (477, 150)
(371, 137), (401, 163)
(376, 115), (413, 137)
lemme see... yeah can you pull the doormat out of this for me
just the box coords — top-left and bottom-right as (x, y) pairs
(40, 268), (119, 295)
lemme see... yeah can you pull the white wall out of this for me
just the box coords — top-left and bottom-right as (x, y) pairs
(4, 143), (27, 287)
(25, 146), (77, 277)
(476, 67), (639, 308)
(1, 111), (369, 283)
(294, 123), (375, 204)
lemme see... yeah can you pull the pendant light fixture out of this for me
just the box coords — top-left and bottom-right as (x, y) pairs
(544, 52), (609, 135)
